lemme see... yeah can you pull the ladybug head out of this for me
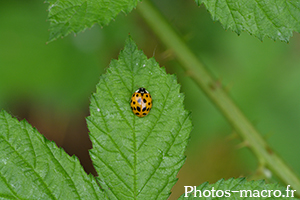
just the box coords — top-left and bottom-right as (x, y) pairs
(136, 87), (148, 93)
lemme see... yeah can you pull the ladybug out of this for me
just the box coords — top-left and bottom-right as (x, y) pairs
(130, 87), (152, 117)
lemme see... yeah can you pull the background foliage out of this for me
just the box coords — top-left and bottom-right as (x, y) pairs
(1, 0), (300, 199)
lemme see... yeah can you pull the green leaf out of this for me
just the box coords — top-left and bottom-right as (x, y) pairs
(87, 37), (192, 199)
(179, 178), (299, 199)
(46, 0), (140, 42)
(196, 0), (300, 42)
(0, 110), (106, 200)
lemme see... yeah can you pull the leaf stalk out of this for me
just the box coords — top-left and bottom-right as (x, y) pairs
(137, 0), (300, 195)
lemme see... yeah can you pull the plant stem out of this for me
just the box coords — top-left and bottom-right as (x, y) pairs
(137, 0), (300, 195)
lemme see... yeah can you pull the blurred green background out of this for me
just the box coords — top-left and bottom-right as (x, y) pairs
(1, 0), (300, 199)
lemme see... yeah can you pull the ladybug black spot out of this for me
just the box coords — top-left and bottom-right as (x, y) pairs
(135, 113), (139, 115)
(131, 107), (133, 110)
(147, 108), (149, 111)
(137, 106), (141, 112)
(148, 102), (150, 105)
(143, 113), (147, 115)
(133, 101), (136, 105)
(130, 99), (132, 103)
(136, 94), (139, 97)
(132, 94), (135, 97)
(146, 95), (148, 98)
(142, 107), (146, 112)
(143, 99), (147, 103)
(133, 107), (136, 110)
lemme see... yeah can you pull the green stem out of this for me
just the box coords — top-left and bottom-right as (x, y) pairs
(137, 0), (300, 195)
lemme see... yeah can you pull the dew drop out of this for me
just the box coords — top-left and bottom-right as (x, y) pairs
(49, 4), (55, 11)
(1, 158), (7, 165)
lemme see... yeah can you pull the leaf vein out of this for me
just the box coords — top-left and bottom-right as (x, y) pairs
(113, 65), (131, 94)
(103, 78), (134, 131)
(88, 131), (119, 153)
(137, 84), (172, 151)
(137, 112), (190, 197)
(224, 0), (238, 31)
(154, 157), (186, 199)
(43, 143), (82, 199)
(254, 0), (282, 32)
(0, 171), (22, 199)
(286, 1), (300, 25)
(94, 153), (134, 195)
(91, 95), (134, 170)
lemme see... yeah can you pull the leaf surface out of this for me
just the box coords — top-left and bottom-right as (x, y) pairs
(0, 110), (106, 200)
(46, 0), (140, 42)
(87, 37), (192, 200)
(196, 0), (300, 42)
